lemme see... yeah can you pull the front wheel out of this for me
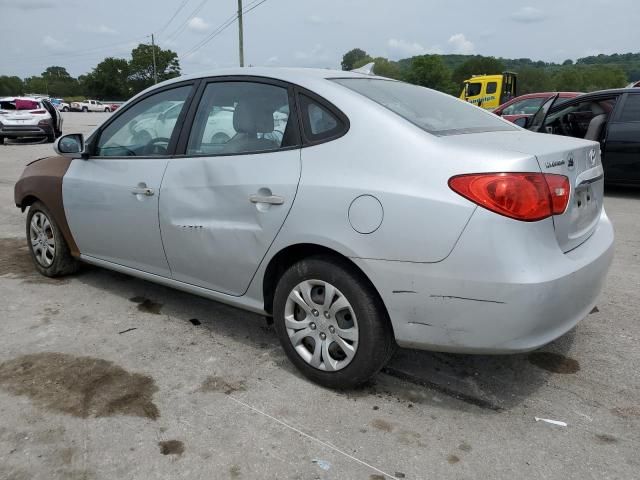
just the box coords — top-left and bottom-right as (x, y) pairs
(273, 256), (395, 389)
(82, 107), (88, 112)
(26, 201), (79, 277)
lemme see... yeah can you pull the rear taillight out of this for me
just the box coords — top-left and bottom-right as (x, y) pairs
(30, 110), (47, 114)
(38, 119), (50, 126)
(449, 173), (570, 222)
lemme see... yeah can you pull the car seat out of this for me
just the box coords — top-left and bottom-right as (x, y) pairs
(223, 102), (278, 154)
(584, 104), (607, 141)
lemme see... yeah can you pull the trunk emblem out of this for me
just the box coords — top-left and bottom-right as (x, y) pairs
(567, 153), (575, 170)
(588, 149), (597, 167)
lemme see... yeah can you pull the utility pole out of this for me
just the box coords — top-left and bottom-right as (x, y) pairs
(237, 0), (244, 67)
(151, 33), (158, 84)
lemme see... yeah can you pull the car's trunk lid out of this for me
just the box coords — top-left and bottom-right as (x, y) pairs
(440, 131), (604, 252)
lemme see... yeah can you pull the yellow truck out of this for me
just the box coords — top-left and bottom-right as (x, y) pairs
(460, 72), (518, 110)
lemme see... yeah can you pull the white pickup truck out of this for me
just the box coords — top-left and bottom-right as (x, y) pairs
(70, 99), (111, 112)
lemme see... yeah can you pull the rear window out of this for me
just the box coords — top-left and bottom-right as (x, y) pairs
(619, 94), (640, 122)
(332, 78), (515, 136)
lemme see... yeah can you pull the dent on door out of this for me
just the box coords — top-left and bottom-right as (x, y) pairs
(159, 150), (301, 296)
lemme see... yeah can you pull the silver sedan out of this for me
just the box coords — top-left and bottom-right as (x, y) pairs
(14, 67), (614, 388)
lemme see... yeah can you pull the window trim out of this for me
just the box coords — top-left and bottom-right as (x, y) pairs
(87, 79), (200, 160)
(173, 75), (303, 159)
(293, 86), (350, 147)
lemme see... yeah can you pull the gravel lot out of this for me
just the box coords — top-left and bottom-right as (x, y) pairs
(0, 112), (638, 480)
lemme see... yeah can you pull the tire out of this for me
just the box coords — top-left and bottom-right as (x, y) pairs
(26, 201), (79, 277)
(46, 132), (55, 143)
(0, 136), (4, 145)
(104, 108), (110, 112)
(62, 107), (69, 112)
(273, 255), (395, 389)
(82, 107), (88, 112)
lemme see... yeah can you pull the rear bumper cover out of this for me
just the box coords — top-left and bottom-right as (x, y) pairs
(353, 208), (614, 354)
(0, 123), (53, 138)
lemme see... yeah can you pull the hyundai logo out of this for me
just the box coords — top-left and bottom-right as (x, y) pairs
(567, 152), (575, 170)
(588, 149), (597, 167)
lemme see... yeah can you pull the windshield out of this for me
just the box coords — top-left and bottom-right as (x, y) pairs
(331, 78), (516, 136)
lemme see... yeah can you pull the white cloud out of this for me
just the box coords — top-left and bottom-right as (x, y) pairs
(294, 44), (329, 61)
(187, 17), (209, 32)
(306, 15), (324, 25)
(448, 33), (475, 54)
(0, 0), (55, 9)
(78, 24), (117, 35)
(387, 38), (442, 58)
(41, 35), (68, 53)
(510, 6), (547, 23)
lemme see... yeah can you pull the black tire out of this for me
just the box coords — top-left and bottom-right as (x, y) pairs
(105, 108), (111, 112)
(0, 136), (4, 145)
(273, 255), (395, 389)
(46, 132), (55, 143)
(82, 107), (88, 112)
(26, 201), (79, 277)
(62, 107), (69, 112)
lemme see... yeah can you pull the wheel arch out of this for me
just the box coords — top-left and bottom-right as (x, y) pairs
(261, 243), (393, 334)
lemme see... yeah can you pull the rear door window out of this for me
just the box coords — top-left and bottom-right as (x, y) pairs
(619, 94), (640, 122)
(486, 82), (498, 94)
(186, 81), (299, 156)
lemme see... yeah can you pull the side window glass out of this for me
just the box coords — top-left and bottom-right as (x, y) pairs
(299, 94), (345, 142)
(467, 82), (482, 96)
(96, 85), (191, 157)
(502, 98), (545, 116)
(620, 94), (640, 122)
(187, 82), (296, 155)
(486, 82), (497, 95)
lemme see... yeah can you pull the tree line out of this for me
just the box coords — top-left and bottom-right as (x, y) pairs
(0, 43), (180, 100)
(342, 49), (636, 96)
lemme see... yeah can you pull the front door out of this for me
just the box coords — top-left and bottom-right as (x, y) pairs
(604, 93), (640, 183)
(63, 84), (195, 276)
(159, 80), (301, 296)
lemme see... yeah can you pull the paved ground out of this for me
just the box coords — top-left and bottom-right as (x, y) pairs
(0, 113), (638, 480)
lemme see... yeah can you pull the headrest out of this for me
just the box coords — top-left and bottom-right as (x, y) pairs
(233, 102), (274, 134)
(591, 103), (606, 115)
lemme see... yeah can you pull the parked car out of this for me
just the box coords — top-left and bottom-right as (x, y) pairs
(494, 92), (581, 123)
(14, 68), (614, 388)
(109, 103), (122, 111)
(524, 88), (640, 185)
(0, 96), (63, 144)
(50, 98), (71, 112)
(627, 80), (640, 88)
(70, 99), (111, 112)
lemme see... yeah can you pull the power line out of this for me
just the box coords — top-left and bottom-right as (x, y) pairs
(180, 0), (266, 60)
(164, 0), (209, 43)
(156, 0), (191, 36)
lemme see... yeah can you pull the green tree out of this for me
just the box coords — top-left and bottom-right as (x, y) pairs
(404, 55), (454, 93)
(81, 58), (130, 99)
(353, 56), (402, 79)
(562, 59), (574, 66)
(452, 56), (506, 86)
(341, 48), (369, 71)
(42, 66), (72, 81)
(518, 67), (554, 94)
(128, 43), (180, 94)
(23, 76), (48, 95)
(0, 76), (24, 96)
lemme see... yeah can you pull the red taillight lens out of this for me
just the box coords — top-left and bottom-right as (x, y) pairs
(30, 110), (47, 114)
(449, 173), (570, 222)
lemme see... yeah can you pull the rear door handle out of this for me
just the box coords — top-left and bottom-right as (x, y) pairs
(249, 194), (284, 205)
(131, 187), (155, 196)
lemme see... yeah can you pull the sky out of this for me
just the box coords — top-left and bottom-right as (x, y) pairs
(1, 0), (639, 78)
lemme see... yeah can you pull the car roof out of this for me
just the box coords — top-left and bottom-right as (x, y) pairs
(573, 88), (639, 98)
(0, 96), (42, 102)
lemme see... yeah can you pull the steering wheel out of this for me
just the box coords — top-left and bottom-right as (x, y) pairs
(143, 137), (170, 155)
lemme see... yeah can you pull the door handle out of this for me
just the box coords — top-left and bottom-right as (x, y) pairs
(249, 194), (284, 205)
(131, 187), (154, 196)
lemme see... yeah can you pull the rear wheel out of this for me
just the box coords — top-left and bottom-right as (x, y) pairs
(62, 106), (69, 112)
(26, 201), (79, 277)
(104, 108), (111, 112)
(273, 256), (395, 389)
(0, 136), (4, 145)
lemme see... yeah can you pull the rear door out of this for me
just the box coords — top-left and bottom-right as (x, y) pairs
(63, 83), (196, 276)
(604, 93), (640, 183)
(159, 78), (301, 296)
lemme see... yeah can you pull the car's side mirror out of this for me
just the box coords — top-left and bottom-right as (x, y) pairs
(513, 117), (529, 128)
(54, 133), (87, 158)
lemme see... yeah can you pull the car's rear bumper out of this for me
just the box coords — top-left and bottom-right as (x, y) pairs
(352, 208), (614, 354)
(0, 123), (53, 138)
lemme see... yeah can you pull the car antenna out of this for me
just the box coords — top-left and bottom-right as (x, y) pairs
(351, 62), (375, 75)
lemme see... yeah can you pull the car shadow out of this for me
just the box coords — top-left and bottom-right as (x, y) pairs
(4, 137), (48, 146)
(64, 264), (578, 413)
(604, 184), (640, 199)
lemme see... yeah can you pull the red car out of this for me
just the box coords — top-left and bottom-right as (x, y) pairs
(494, 92), (582, 123)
